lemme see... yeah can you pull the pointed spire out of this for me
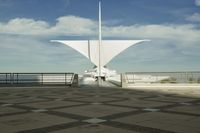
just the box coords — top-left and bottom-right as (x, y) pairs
(99, 1), (102, 43)
(98, 1), (102, 77)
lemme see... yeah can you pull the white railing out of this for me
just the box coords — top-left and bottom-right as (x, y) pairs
(124, 72), (200, 84)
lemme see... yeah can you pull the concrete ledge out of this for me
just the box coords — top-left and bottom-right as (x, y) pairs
(125, 84), (200, 88)
(107, 80), (121, 87)
(123, 84), (200, 98)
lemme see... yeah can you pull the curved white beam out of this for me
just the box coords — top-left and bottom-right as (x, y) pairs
(51, 40), (149, 67)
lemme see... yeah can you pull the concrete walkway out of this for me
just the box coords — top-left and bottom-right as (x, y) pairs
(0, 86), (200, 133)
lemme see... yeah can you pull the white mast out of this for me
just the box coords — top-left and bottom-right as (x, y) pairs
(98, 1), (102, 85)
(98, 1), (102, 77)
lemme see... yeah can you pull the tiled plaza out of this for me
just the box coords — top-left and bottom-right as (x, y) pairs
(0, 86), (200, 133)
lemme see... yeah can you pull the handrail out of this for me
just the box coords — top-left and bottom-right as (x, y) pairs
(0, 73), (77, 86)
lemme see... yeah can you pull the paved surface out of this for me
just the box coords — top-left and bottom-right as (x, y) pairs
(0, 86), (200, 133)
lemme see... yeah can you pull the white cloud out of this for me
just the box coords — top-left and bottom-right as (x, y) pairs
(0, 16), (97, 36)
(50, 16), (97, 36)
(0, 15), (200, 45)
(186, 13), (200, 22)
(195, 0), (200, 6)
(0, 18), (49, 35)
(103, 24), (200, 42)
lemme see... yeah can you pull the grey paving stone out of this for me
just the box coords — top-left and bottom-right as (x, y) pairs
(0, 107), (25, 115)
(42, 94), (83, 99)
(166, 124), (200, 133)
(0, 86), (200, 133)
(108, 98), (172, 108)
(82, 118), (107, 124)
(50, 124), (138, 133)
(0, 97), (46, 104)
(1, 103), (14, 107)
(31, 109), (48, 113)
(179, 102), (192, 105)
(55, 104), (134, 117)
(90, 102), (102, 105)
(114, 112), (197, 133)
(111, 93), (152, 99)
(74, 97), (118, 102)
(0, 112), (76, 133)
(21, 100), (83, 109)
(166, 105), (200, 115)
(143, 108), (160, 112)
(146, 96), (196, 103)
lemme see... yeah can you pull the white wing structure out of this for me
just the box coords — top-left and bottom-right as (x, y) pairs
(50, 40), (148, 67)
(51, 2), (150, 78)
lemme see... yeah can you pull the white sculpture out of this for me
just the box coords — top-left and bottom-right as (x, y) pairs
(51, 2), (149, 80)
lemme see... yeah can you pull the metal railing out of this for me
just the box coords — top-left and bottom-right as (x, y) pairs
(125, 72), (200, 84)
(0, 73), (77, 86)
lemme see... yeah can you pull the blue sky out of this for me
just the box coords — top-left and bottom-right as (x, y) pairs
(0, 0), (200, 73)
